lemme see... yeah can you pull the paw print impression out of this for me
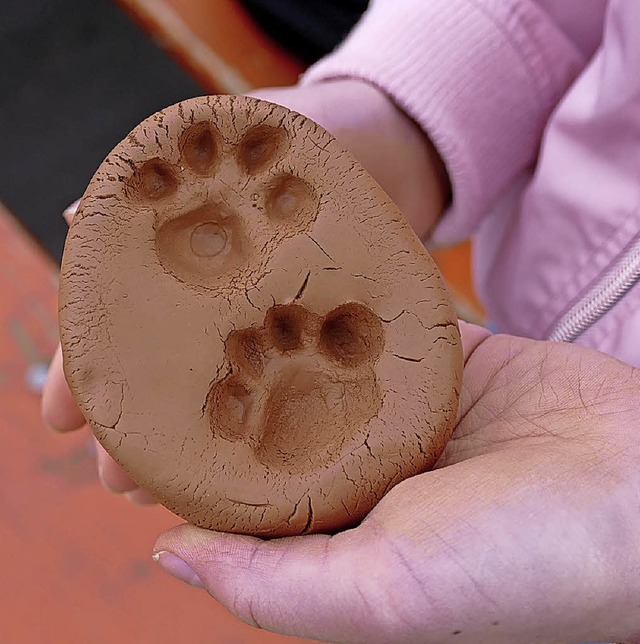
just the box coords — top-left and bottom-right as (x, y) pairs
(208, 302), (385, 472)
(128, 120), (319, 291)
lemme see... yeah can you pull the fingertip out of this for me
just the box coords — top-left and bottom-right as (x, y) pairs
(154, 523), (262, 570)
(95, 441), (139, 494)
(125, 488), (157, 506)
(153, 524), (352, 639)
(458, 320), (492, 364)
(41, 345), (86, 432)
(63, 199), (80, 225)
(154, 526), (280, 618)
(152, 550), (205, 589)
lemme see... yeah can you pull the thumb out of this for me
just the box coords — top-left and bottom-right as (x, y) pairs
(153, 523), (379, 642)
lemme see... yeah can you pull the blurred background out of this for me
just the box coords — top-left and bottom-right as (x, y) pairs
(3, 0), (368, 261)
(0, 1), (481, 642)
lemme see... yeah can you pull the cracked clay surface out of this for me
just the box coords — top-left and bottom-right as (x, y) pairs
(59, 95), (462, 537)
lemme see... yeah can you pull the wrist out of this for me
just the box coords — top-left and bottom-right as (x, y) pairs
(249, 79), (450, 238)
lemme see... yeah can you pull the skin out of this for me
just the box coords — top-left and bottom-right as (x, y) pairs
(155, 324), (640, 644)
(42, 79), (640, 642)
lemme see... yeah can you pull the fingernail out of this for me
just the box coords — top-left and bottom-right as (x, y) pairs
(153, 551), (205, 589)
(125, 490), (157, 505)
(96, 462), (112, 492)
(62, 200), (80, 224)
(44, 420), (64, 433)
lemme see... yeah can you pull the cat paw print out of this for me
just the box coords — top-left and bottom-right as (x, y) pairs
(208, 301), (386, 471)
(125, 120), (319, 291)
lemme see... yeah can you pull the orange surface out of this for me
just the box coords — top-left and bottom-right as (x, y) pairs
(117, 0), (305, 93)
(0, 204), (314, 644)
(430, 241), (485, 323)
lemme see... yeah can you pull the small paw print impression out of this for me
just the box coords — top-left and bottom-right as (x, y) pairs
(209, 302), (385, 472)
(127, 115), (319, 292)
(60, 95), (462, 537)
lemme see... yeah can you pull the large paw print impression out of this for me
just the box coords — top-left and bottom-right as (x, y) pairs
(60, 96), (462, 537)
(130, 118), (319, 292)
(209, 302), (385, 472)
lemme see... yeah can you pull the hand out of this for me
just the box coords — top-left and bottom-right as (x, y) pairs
(152, 323), (640, 644)
(250, 79), (450, 238)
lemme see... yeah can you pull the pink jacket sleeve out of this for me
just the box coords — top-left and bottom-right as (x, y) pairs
(301, 0), (606, 245)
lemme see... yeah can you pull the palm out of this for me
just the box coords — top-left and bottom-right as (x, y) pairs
(45, 316), (640, 642)
(358, 331), (640, 643)
(440, 332), (630, 464)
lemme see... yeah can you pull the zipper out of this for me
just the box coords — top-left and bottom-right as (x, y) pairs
(547, 233), (640, 343)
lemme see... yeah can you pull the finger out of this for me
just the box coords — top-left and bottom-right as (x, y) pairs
(95, 439), (139, 494)
(153, 524), (381, 642)
(41, 344), (86, 432)
(63, 199), (80, 225)
(458, 319), (492, 364)
(41, 200), (82, 431)
(125, 488), (157, 505)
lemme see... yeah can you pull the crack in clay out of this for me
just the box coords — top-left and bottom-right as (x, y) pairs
(305, 234), (337, 265)
(340, 498), (354, 519)
(285, 497), (303, 525)
(363, 434), (374, 459)
(227, 499), (274, 508)
(391, 353), (425, 363)
(381, 310), (409, 324)
(352, 273), (377, 283)
(293, 271), (311, 301)
(102, 382), (125, 430)
(300, 496), (315, 534)
(427, 322), (458, 331)
(245, 288), (261, 311)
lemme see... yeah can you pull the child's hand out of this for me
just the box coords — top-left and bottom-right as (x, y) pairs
(152, 323), (640, 644)
(249, 79), (450, 238)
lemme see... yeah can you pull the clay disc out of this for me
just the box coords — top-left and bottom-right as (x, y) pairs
(59, 95), (462, 537)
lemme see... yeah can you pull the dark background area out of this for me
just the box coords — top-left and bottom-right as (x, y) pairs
(1, 0), (201, 261)
(1, 0), (368, 262)
(241, 0), (368, 64)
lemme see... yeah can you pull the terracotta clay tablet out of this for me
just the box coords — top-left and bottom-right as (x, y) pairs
(59, 95), (462, 537)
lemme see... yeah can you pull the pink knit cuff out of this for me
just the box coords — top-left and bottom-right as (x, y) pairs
(301, 0), (585, 245)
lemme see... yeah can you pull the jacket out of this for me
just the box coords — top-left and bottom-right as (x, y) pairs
(302, 0), (640, 365)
